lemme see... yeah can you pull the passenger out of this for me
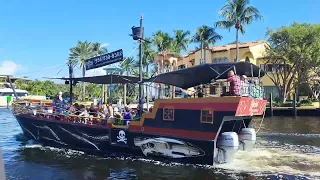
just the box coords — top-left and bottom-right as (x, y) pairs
(89, 103), (96, 116)
(107, 104), (114, 117)
(226, 70), (240, 96)
(197, 85), (204, 98)
(53, 95), (62, 114)
(240, 75), (249, 96)
(123, 106), (132, 125)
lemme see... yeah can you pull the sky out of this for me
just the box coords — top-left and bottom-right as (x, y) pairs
(0, 0), (319, 82)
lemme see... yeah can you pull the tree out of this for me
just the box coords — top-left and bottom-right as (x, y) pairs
(192, 25), (222, 62)
(120, 56), (135, 105)
(215, 0), (263, 62)
(152, 31), (174, 98)
(68, 41), (105, 101)
(264, 23), (320, 103)
(173, 30), (191, 53)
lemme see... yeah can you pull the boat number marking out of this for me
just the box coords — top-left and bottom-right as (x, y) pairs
(117, 130), (127, 144)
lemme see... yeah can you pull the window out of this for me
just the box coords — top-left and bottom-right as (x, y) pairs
(260, 64), (290, 73)
(212, 57), (228, 64)
(200, 108), (214, 124)
(163, 107), (174, 121)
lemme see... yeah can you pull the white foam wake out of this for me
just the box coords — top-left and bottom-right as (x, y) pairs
(216, 147), (320, 178)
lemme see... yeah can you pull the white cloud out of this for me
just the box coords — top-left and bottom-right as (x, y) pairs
(101, 43), (109, 49)
(0, 60), (22, 75)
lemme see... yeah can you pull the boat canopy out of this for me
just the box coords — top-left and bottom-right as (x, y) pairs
(145, 62), (264, 89)
(50, 74), (142, 84)
(51, 62), (264, 89)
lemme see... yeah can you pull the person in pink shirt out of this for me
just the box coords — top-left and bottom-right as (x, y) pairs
(227, 70), (241, 96)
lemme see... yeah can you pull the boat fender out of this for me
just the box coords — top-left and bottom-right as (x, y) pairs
(216, 132), (239, 163)
(238, 128), (256, 151)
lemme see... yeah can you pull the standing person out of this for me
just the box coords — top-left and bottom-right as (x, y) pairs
(58, 92), (63, 101)
(225, 70), (240, 96)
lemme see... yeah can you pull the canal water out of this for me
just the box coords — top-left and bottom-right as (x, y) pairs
(0, 108), (319, 180)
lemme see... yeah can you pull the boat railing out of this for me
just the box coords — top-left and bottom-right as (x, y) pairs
(12, 101), (140, 128)
(154, 79), (264, 99)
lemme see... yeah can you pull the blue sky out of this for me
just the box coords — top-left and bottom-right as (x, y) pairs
(0, 0), (319, 82)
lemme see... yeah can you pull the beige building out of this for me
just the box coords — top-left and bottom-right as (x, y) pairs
(154, 41), (280, 98)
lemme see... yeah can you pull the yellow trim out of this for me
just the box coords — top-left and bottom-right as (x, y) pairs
(111, 124), (129, 129)
(162, 106), (175, 121)
(200, 108), (214, 124)
(130, 96), (241, 127)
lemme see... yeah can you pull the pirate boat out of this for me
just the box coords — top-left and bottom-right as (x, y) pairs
(12, 62), (267, 166)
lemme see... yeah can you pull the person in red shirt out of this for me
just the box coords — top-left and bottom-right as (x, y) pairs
(226, 70), (241, 96)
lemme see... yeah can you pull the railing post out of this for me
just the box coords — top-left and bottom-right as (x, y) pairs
(269, 93), (273, 117)
(293, 93), (297, 117)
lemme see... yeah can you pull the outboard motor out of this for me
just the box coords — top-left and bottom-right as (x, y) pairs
(239, 128), (256, 151)
(216, 132), (239, 163)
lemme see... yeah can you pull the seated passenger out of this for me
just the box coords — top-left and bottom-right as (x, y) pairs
(89, 103), (97, 116)
(123, 106), (132, 125)
(197, 85), (204, 98)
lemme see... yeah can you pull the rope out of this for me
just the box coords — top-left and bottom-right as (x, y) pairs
(256, 106), (267, 133)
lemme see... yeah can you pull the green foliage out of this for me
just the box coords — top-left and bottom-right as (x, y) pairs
(192, 25), (222, 49)
(215, 0), (263, 33)
(299, 99), (313, 106)
(264, 23), (320, 103)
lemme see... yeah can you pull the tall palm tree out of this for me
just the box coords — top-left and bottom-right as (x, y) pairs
(69, 41), (95, 100)
(152, 31), (173, 98)
(192, 25), (222, 63)
(173, 30), (191, 53)
(215, 0), (263, 62)
(120, 56), (135, 105)
(92, 42), (108, 56)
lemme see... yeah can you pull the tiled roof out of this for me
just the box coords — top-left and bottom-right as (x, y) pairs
(211, 40), (267, 52)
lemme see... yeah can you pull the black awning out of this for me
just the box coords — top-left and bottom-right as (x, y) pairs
(145, 62), (265, 89)
(50, 74), (141, 84)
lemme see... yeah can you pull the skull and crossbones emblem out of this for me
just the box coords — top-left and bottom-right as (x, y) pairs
(117, 130), (127, 144)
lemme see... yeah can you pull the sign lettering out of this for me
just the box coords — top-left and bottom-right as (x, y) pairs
(85, 49), (123, 70)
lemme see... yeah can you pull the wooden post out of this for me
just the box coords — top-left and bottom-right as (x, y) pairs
(293, 93), (297, 117)
(0, 148), (6, 180)
(269, 93), (273, 117)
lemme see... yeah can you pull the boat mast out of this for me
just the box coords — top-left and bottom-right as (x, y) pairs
(138, 15), (144, 115)
(68, 63), (73, 104)
(131, 15), (145, 115)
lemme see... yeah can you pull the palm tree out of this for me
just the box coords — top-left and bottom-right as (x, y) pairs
(92, 42), (108, 56)
(192, 25), (222, 63)
(215, 0), (263, 62)
(173, 30), (191, 53)
(152, 31), (174, 98)
(69, 41), (95, 100)
(120, 56), (135, 105)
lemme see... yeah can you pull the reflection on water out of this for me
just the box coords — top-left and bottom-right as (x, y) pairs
(1, 108), (320, 180)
